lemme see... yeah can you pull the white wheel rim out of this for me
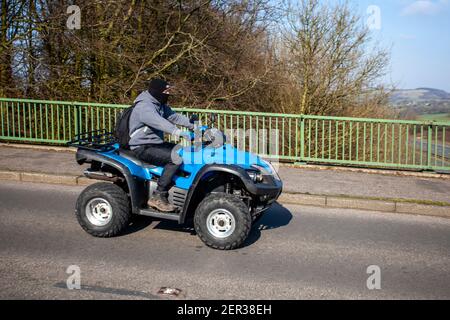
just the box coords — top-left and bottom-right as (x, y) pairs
(206, 209), (236, 238)
(85, 198), (113, 227)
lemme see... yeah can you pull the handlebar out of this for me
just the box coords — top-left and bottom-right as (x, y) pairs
(184, 125), (225, 148)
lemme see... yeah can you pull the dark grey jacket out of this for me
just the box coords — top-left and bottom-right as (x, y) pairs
(129, 90), (193, 149)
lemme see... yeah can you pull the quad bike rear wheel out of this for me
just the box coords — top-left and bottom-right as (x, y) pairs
(75, 182), (131, 237)
(194, 193), (252, 250)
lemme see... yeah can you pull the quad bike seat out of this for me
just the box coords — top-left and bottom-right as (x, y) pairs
(116, 149), (157, 169)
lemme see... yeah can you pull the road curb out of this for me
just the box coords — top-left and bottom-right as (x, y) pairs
(279, 162), (450, 180)
(0, 142), (75, 153)
(1, 170), (449, 218)
(0, 171), (21, 181)
(276, 192), (450, 219)
(326, 197), (396, 212)
(21, 172), (78, 185)
(0, 170), (81, 186)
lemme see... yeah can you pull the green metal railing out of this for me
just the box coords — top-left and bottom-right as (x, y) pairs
(1, 97), (449, 171)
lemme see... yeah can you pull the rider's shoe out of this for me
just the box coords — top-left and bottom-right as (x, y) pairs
(148, 191), (177, 212)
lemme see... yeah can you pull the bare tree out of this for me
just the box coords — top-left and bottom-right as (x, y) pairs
(1, 0), (394, 121)
(0, 0), (26, 96)
(280, 0), (392, 117)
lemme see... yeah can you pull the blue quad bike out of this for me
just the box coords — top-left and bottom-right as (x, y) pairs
(69, 117), (282, 250)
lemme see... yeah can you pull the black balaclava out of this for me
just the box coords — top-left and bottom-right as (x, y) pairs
(148, 78), (170, 105)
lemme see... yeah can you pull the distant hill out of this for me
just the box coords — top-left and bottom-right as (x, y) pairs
(389, 88), (450, 116)
(390, 88), (450, 105)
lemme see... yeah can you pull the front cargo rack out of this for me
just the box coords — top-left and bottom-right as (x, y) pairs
(67, 129), (117, 152)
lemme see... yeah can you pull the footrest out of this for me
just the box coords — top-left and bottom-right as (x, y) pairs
(138, 208), (180, 221)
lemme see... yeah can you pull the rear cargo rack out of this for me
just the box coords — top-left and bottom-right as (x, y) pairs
(67, 129), (117, 152)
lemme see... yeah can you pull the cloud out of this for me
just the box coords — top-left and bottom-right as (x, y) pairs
(401, 0), (449, 16)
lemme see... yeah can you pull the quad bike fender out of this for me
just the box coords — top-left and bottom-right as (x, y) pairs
(179, 164), (282, 223)
(76, 149), (147, 214)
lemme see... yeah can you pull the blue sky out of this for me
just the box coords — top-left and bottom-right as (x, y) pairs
(350, 0), (450, 91)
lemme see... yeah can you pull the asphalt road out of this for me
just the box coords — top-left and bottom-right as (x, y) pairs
(416, 140), (450, 160)
(0, 181), (449, 300)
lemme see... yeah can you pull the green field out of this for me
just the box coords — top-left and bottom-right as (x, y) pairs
(417, 113), (450, 122)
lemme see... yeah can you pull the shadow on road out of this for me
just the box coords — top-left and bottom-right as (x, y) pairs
(152, 218), (196, 235)
(243, 202), (293, 248)
(120, 215), (155, 236)
(122, 202), (293, 248)
(121, 215), (196, 236)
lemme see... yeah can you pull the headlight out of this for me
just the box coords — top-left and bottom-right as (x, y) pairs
(247, 170), (264, 183)
(247, 161), (281, 183)
(265, 161), (281, 181)
(252, 161), (280, 181)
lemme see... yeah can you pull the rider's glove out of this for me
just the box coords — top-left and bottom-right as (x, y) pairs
(173, 128), (192, 140)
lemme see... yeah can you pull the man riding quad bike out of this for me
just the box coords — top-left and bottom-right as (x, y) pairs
(69, 79), (282, 250)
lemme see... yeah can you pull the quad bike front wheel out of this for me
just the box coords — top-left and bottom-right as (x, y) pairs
(194, 193), (252, 250)
(75, 182), (131, 237)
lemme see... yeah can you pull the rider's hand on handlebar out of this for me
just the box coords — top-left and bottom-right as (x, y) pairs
(173, 128), (193, 140)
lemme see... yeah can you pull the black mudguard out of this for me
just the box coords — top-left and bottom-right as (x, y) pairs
(179, 164), (282, 223)
(76, 149), (148, 214)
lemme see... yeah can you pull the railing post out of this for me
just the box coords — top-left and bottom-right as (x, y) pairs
(299, 114), (305, 162)
(73, 102), (80, 138)
(427, 122), (433, 169)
